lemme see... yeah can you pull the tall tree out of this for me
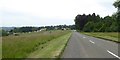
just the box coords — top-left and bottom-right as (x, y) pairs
(113, 0), (120, 32)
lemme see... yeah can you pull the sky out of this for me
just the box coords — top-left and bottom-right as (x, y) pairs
(0, 0), (117, 27)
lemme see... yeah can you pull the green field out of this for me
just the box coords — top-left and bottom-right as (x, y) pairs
(81, 32), (119, 43)
(2, 30), (71, 58)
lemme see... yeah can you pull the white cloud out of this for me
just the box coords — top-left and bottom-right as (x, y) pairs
(0, 0), (117, 27)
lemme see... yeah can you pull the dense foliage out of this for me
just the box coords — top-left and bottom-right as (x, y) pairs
(113, 0), (120, 32)
(74, 13), (118, 32)
(9, 27), (38, 33)
(0, 29), (9, 36)
(74, 0), (119, 32)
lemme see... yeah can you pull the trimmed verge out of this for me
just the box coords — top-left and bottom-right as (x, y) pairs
(27, 33), (72, 58)
(58, 32), (72, 58)
(81, 32), (119, 43)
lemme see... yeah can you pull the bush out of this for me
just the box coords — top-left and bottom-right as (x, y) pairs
(2, 30), (9, 36)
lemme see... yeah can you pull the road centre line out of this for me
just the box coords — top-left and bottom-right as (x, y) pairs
(83, 37), (86, 38)
(89, 40), (95, 44)
(107, 50), (120, 59)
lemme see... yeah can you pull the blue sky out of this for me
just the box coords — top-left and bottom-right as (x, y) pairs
(0, 0), (117, 27)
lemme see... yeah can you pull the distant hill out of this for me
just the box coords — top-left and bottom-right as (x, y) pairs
(1, 27), (15, 31)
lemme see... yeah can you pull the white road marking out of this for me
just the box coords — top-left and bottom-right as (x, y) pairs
(89, 40), (95, 44)
(107, 50), (120, 59)
(83, 37), (86, 38)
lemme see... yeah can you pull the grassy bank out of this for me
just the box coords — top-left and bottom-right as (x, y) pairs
(27, 33), (71, 58)
(81, 32), (119, 43)
(2, 30), (71, 58)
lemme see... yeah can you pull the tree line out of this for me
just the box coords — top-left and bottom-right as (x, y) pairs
(74, 13), (118, 32)
(10, 25), (75, 33)
(74, 0), (119, 32)
(1, 25), (75, 36)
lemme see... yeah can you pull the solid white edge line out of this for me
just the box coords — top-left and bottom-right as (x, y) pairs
(89, 40), (95, 44)
(107, 50), (120, 59)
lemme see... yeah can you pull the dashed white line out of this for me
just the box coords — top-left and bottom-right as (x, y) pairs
(89, 40), (95, 44)
(83, 37), (86, 38)
(107, 50), (120, 59)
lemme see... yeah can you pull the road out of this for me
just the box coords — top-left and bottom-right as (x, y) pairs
(61, 32), (119, 59)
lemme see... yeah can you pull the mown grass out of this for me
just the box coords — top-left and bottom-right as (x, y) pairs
(27, 33), (71, 58)
(2, 30), (71, 58)
(81, 32), (119, 43)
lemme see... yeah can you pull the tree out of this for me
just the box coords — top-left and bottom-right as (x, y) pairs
(74, 13), (102, 32)
(113, 0), (120, 8)
(83, 22), (94, 32)
(113, 0), (120, 32)
(2, 29), (9, 36)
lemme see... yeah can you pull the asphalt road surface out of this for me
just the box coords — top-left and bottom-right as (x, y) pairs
(61, 32), (119, 59)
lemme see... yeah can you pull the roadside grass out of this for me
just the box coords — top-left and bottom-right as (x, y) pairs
(0, 37), (2, 59)
(27, 33), (71, 58)
(2, 30), (71, 58)
(81, 32), (119, 43)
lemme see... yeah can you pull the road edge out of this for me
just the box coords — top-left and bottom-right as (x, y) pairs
(81, 33), (120, 43)
(58, 32), (72, 58)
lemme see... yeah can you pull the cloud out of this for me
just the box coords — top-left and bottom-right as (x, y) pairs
(1, 10), (74, 27)
(0, 0), (117, 27)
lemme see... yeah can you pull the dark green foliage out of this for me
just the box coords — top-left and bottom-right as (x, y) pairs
(1, 29), (9, 36)
(113, 0), (120, 32)
(74, 0), (119, 32)
(9, 27), (39, 33)
(74, 13), (118, 32)
(0, 29), (2, 36)
(8, 25), (75, 34)
(113, 0), (120, 8)
(83, 22), (94, 32)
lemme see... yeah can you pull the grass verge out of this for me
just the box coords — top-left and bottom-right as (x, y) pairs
(2, 30), (71, 58)
(81, 32), (119, 43)
(27, 33), (71, 58)
(0, 37), (2, 59)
